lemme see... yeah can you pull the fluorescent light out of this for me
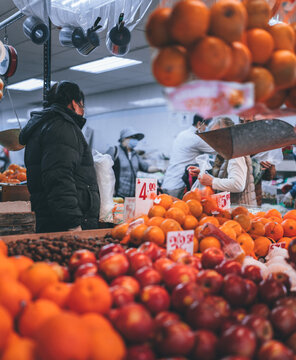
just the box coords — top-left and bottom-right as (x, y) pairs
(130, 97), (167, 107)
(85, 106), (108, 115)
(70, 57), (142, 74)
(7, 118), (27, 123)
(7, 78), (56, 91)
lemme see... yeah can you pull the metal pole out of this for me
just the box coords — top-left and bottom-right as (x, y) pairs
(43, 19), (51, 106)
(0, 11), (24, 31)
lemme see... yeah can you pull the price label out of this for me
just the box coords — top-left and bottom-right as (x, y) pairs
(212, 191), (231, 210)
(167, 230), (194, 255)
(135, 178), (157, 217)
(123, 197), (135, 222)
(269, 242), (286, 251)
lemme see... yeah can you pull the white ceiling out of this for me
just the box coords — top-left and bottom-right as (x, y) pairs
(0, 0), (158, 112)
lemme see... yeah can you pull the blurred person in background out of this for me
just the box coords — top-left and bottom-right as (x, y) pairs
(106, 127), (162, 198)
(161, 114), (215, 199)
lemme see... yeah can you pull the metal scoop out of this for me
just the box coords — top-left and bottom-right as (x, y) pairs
(198, 119), (296, 160)
(0, 128), (24, 151)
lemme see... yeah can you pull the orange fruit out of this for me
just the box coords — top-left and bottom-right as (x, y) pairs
(268, 50), (296, 90)
(210, 0), (247, 43)
(265, 89), (287, 109)
(202, 197), (219, 215)
(39, 282), (72, 308)
(182, 189), (202, 202)
(283, 209), (296, 221)
(243, 0), (271, 29)
(148, 205), (166, 218)
(258, 217), (271, 225)
(193, 236), (199, 253)
(253, 236), (272, 257)
(142, 226), (166, 246)
(199, 216), (220, 227)
(111, 223), (129, 240)
(81, 313), (113, 333)
(268, 216), (283, 224)
(201, 186), (215, 198)
(1, 336), (36, 360)
(234, 213), (251, 231)
(171, 200), (190, 215)
(190, 36), (232, 80)
(247, 66), (275, 102)
(0, 278), (31, 318)
(249, 220), (266, 237)
(147, 216), (165, 227)
(255, 211), (266, 217)
(0, 239), (8, 256)
(154, 194), (173, 210)
(145, 7), (172, 48)
(18, 299), (61, 338)
(169, 0), (210, 46)
(224, 41), (252, 82)
(219, 225), (237, 240)
(165, 207), (186, 226)
(0, 306), (13, 352)
(268, 23), (295, 52)
(16, 172), (27, 182)
(216, 216), (231, 225)
(264, 208), (282, 219)
(67, 276), (112, 314)
(282, 219), (296, 237)
(160, 218), (182, 236)
(237, 233), (254, 255)
(246, 28), (274, 64)
(222, 220), (243, 236)
(152, 46), (189, 87)
(130, 223), (148, 246)
(130, 215), (149, 224)
(183, 215), (199, 230)
(231, 206), (249, 218)
(199, 237), (221, 252)
(186, 199), (203, 218)
(264, 222), (284, 241)
(19, 262), (59, 298)
(9, 256), (34, 277)
(0, 256), (18, 280)
(35, 312), (90, 360)
(285, 86), (296, 108)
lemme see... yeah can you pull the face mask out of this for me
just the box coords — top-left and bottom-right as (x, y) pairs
(128, 138), (138, 149)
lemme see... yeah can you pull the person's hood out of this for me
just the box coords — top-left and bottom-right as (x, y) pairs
(19, 104), (86, 145)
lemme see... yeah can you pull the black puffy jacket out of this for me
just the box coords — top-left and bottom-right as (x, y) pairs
(19, 104), (100, 233)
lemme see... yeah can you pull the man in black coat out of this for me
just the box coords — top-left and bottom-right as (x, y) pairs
(19, 81), (100, 233)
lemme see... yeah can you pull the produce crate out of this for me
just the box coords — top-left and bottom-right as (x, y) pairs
(1, 184), (30, 202)
(0, 201), (35, 235)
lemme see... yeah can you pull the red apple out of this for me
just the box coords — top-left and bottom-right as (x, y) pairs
(155, 311), (181, 328)
(109, 285), (134, 308)
(113, 303), (154, 343)
(98, 243), (124, 259)
(127, 344), (156, 360)
(169, 248), (189, 262)
(259, 278), (287, 304)
(107, 308), (120, 324)
(140, 285), (170, 314)
(192, 329), (218, 360)
(125, 248), (138, 258)
(68, 249), (96, 272)
(242, 265), (263, 284)
(268, 272), (291, 292)
(216, 260), (242, 276)
(244, 279), (258, 306)
(48, 262), (70, 282)
(286, 332), (296, 354)
(129, 253), (153, 274)
(221, 319), (239, 334)
(98, 252), (129, 279)
(154, 321), (195, 357)
(163, 264), (197, 290)
(138, 242), (160, 261)
(204, 296), (231, 319)
(155, 247), (167, 260)
(222, 274), (248, 307)
(270, 306), (296, 337)
(171, 282), (204, 313)
(257, 340), (294, 360)
(288, 238), (296, 264)
(196, 269), (224, 295)
(219, 325), (256, 358)
(135, 266), (162, 287)
(154, 258), (175, 275)
(231, 308), (247, 323)
(220, 357), (251, 360)
(177, 255), (202, 270)
(242, 314), (273, 344)
(201, 247), (225, 269)
(186, 300), (223, 332)
(275, 297), (296, 312)
(250, 303), (270, 318)
(74, 262), (98, 279)
(111, 276), (140, 296)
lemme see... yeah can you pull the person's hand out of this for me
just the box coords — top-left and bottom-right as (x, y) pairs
(198, 173), (213, 186)
(69, 226), (82, 232)
(283, 192), (293, 207)
(187, 166), (200, 177)
(260, 161), (272, 170)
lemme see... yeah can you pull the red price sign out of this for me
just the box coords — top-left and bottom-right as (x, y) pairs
(135, 178), (157, 217)
(212, 191), (230, 210)
(269, 242), (286, 251)
(167, 230), (194, 255)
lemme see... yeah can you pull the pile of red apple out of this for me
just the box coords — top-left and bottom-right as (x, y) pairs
(66, 241), (296, 360)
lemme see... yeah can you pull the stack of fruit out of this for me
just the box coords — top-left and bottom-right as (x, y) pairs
(0, 164), (27, 184)
(146, 0), (296, 108)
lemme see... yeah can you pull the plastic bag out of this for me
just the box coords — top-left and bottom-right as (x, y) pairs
(93, 150), (115, 223)
(191, 154), (212, 191)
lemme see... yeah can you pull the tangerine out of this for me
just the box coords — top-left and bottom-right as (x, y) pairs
(247, 66), (275, 102)
(165, 207), (186, 226)
(130, 223), (148, 245)
(237, 233), (254, 255)
(265, 89), (287, 109)
(142, 226), (166, 246)
(234, 213), (252, 231)
(111, 223), (129, 240)
(199, 216), (220, 227)
(268, 23), (295, 52)
(249, 220), (265, 237)
(282, 219), (296, 237)
(253, 236), (272, 257)
(0, 306), (13, 351)
(171, 200), (190, 215)
(154, 193), (173, 210)
(147, 216), (165, 227)
(183, 215), (199, 230)
(264, 222), (284, 241)
(199, 237), (221, 252)
(224, 41), (252, 82)
(160, 218), (182, 235)
(145, 7), (172, 48)
(283, 209), (296, 221)
(182, 189), (202, 202)
(246, 28), (274, 64)
(148, 205), (166, 218)
(268, 50), (296, 90)
(243, 0), (271, 29)
(39, 282), (72, 308)
(186, 199), (203, 218)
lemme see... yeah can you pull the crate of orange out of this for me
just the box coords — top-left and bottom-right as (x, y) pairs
(145, 0), (296, 116)
(0, 164), (29, 202)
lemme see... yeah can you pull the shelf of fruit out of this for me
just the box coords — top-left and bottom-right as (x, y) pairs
(146, 0), (296, 116)
(0, 189), (296, 359)
(0, 164), (27, 185)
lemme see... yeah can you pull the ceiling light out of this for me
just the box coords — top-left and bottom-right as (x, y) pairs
(70, 56), (142, 74)
(7, 78), (55, 91)
(7, 118), (27, 123)
(130, 98), (167, 107)
(85, 106), (108, 115)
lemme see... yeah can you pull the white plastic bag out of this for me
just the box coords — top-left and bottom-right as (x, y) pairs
(191, 154), (212, 191)
(93, 150), (115, 223)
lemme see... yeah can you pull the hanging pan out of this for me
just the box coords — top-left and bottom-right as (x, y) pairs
(0, 45), (18, 78)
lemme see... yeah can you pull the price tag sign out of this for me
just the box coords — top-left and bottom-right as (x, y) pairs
(167, 230), (194, 255)
(135, 178), (157, 217)
(269, 242), (286, 251)
(212, 191), (231, 210)
(123, 197), (135, 222)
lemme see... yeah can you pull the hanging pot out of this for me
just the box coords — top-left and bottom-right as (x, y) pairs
(59, 26), (85, 48)
(0, 46), (10, 77)
(106, 24), (131, 56)
(23, 16), (49, 45)
(0, 45), (18, 78)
